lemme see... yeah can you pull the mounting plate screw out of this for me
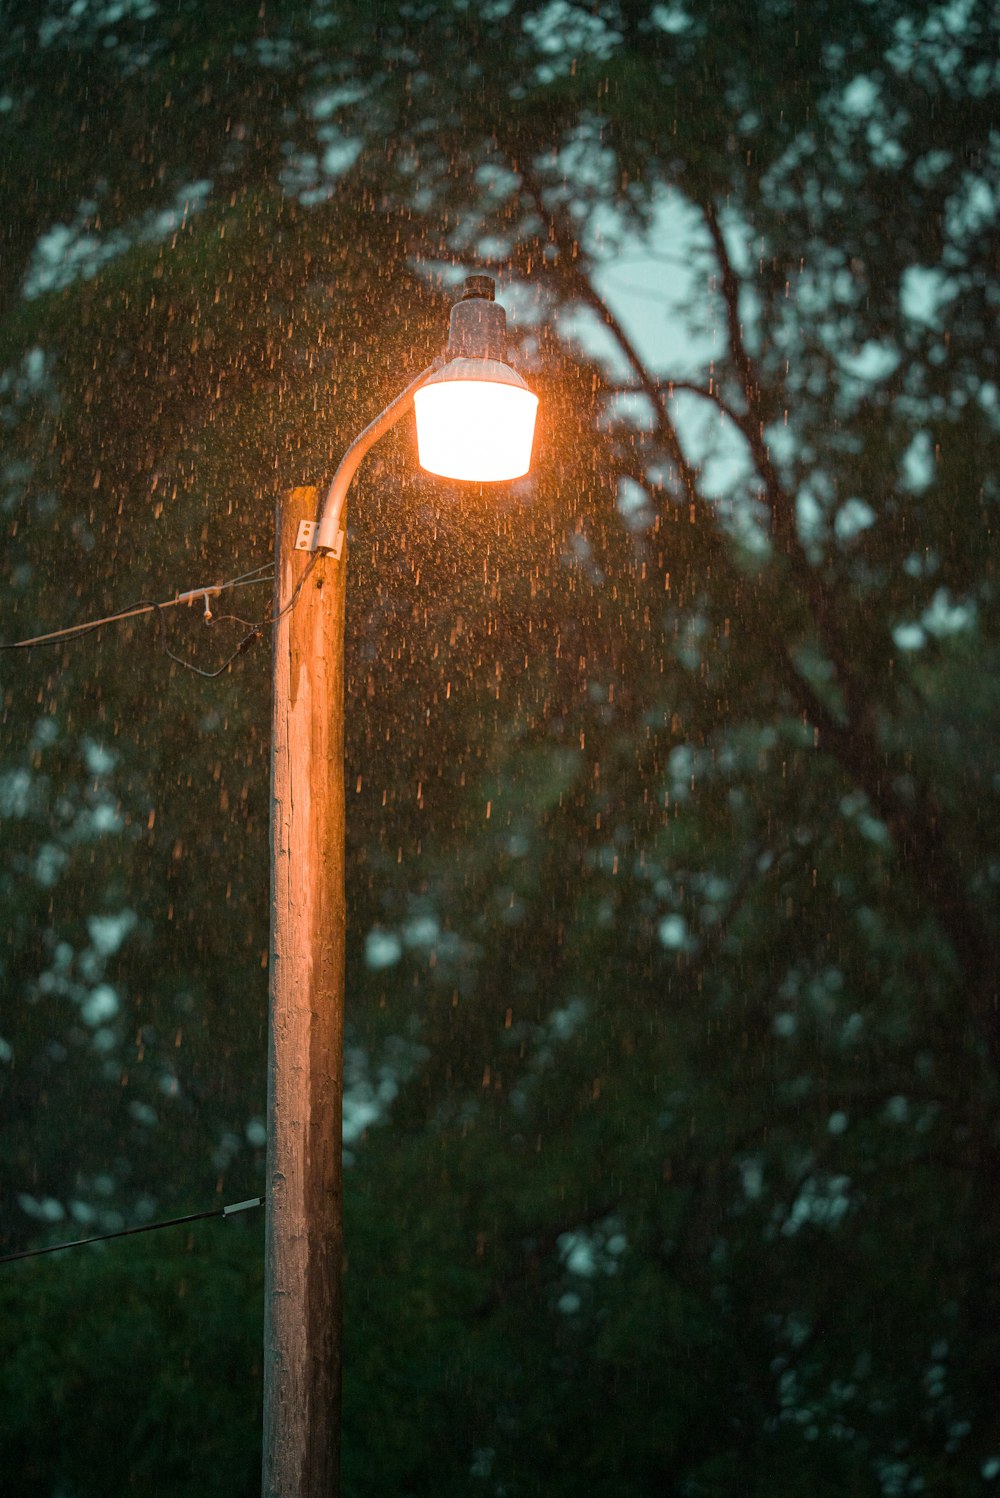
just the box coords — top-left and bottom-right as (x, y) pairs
(295, 519), (343, 559)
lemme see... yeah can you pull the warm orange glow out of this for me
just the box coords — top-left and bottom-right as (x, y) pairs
(414, 378), (538, 482)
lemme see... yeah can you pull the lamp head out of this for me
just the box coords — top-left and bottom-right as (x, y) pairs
(414, 276), (538, 482)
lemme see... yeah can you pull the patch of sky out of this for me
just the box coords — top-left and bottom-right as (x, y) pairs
(657, 913), (689, 951)
(699, 429), (754, 505)
(834, 497), (876, 542)
(616, 475), (655, 532)
(900, 431), (934, 492)
(549, 996), (587, 1041)
(922, 587), (974, 638)
(804, 965), (846, 1012)
(773, 1012), (797, 1038)
(601, 392), (659, 442)
(473, 162), (520, 199)
(900, 266), (958, 328)
(83, 739), (117, 776)
(38, 0), (158, 48)
(717, 489), (770, 555)
(87, 910), (137, 957)
(915, 149), (954, 186)
(866, 118), (906, 170)
(31, 716), (60, 750)
(320, 132), (363, 179)
(523, 1), (621, 64)
(840, 1012), (864, 1046)
(308, 0), (341, 29)
(839, 341), (900, 384)
(34, 844), (68, 888)
(556, 303), (634, 383)
(254, 34), (296, 69)
(476, 235), (513, 262)
(212, 1131), (243, 1173)
(559, 1219), (627, 1278)
(17, 1194), (65, 1223)
(796, 487), (826, 549)
(310, 82), (368, 119)
(976, 380), (999, 422)
(342, 1035), (427, 1151)
(781, 1174), (852, 1236)
(82, 800), (123, 836)
(588, 192), (712, 380)
(675, 613), (711, 673)
(667, 741), (698, 797)
(886, 0), (984, 84)
(827, 1111), (849, 1135)
(892, 587), (976, 653)
(650, 3), (691, 33)
(946, 172), (998, 245)
(403, 914), (439, 949)
(839, 789), (890, 845)
(883, 1095), (909, 1124)
(22, 347), (48, 391)
(0, 767), (34, 818)
(557, 1292), (581, 1315)
(128, 1101), (157, 1126)
(470, 1448), (496, 1480)
(760, 419), (795, 469)
(739, 1157), (764, 1200)
(559, 1232), (596, 1277)
(0, 1037), (12, 1062)
(840, 75), (879, 116)
(23, 181), (213, 300)
(365, 927), (403, 970)
(892, 622), (926, 652)
(246, 1116), (267, 1148)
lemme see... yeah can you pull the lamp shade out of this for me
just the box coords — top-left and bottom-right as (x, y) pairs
(414, 357), (538, 482)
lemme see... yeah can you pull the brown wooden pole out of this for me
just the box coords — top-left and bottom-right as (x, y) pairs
(263, 486), (346, 1498)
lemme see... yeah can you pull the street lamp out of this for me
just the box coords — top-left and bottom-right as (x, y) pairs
(263, 276), (536, 1498)
(295, 274), (538, 561)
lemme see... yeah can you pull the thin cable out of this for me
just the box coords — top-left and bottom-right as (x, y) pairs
(224, 563), (275, 586)
(1, 600), (164, 650)
(0, 570), (272, 652)
(270, 550), (319, 625)
(156, 608), (265, 679)
(0, 1196), (263, 1266)
(1, 550), (313, 677)
(154, 554), (317, 676)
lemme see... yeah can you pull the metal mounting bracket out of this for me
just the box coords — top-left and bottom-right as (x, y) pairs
(294, 520), (344, 559)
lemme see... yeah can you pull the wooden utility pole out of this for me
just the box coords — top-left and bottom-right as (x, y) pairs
(263, 487), (346, 1498)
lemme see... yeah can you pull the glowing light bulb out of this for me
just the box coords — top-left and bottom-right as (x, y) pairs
(414, 357), (538, 482)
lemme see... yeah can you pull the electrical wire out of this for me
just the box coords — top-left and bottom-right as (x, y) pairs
(1, 600), (166, 651)
(0, 1196), (264, 1266)
(156, 606), (266, 679)
(0, 569), (274, 653)
(153, 554), (318, 676)
(0, 559), (323, 680)
(1, 530), (323, 682)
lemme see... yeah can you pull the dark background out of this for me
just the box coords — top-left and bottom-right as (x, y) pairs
(1, 2), (998, 1493)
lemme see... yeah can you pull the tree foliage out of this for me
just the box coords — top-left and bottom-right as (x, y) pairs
(1, 1), (998, 1494)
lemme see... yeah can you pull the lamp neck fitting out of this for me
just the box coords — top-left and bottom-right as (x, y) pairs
(447, 276), (507, 361)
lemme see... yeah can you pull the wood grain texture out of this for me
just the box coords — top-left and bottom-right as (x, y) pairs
(263, 487), (346, 1498)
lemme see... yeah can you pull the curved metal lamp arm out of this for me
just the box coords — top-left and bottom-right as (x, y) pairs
(299, 359), (444, 557)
